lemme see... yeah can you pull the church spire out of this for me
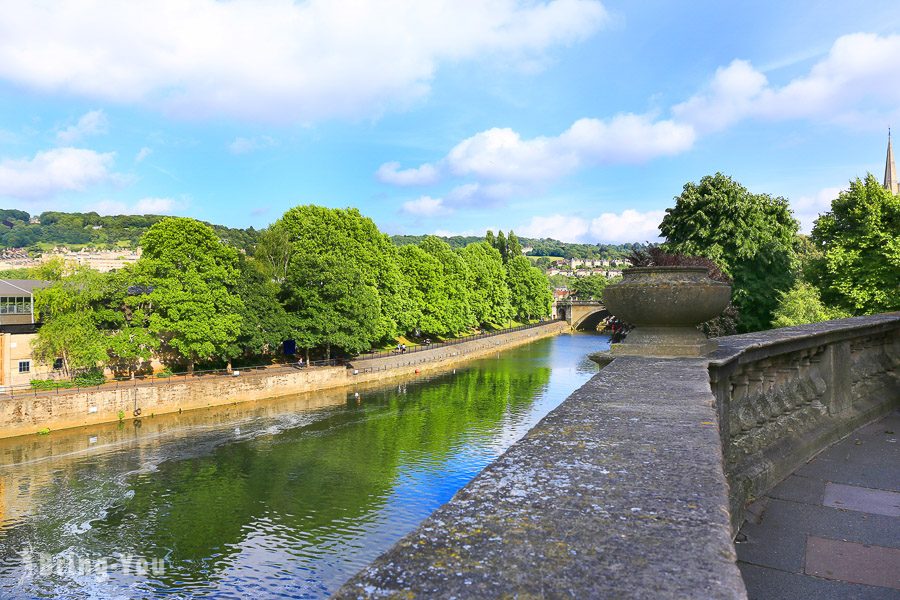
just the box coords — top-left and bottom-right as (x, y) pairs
(885, 129), (899, 194)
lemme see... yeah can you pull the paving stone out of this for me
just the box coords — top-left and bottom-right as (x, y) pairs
(737, 497), (899, 572)
(824, 482), (900, 517)
(805, 536), (900, 590)
(768, 474), (825, 505)
(739, 563), (899, 600)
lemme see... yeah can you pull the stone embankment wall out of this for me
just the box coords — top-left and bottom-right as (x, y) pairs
(0, 320), (568, 439)
(336, 313), (899, 599)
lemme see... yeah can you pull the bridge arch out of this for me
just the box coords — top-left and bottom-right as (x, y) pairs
(571, 308), (610, 331)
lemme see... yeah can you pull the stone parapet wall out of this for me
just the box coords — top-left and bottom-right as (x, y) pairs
(337, 313), (898, 598)
(336, 355), (748, 599)
(708, 313), (900, 531)
(349, 320), (569, 376)
(0, 365), (349, 439)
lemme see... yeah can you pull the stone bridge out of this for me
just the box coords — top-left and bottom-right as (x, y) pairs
(554, 298), (609, 330)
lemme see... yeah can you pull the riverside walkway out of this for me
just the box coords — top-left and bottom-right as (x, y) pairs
(737, 410), (900, 599)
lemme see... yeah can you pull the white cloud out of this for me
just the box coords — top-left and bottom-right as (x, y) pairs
(134, 197), (175, 213)
(0, 147), (118, 200)
(792, 186), (841, 233)
(402, 195), (450, 217)
(515, 209), (664, 243)
(376, 161), (440, 186)
(674, 33), (900, 132)
(56, 109), (108, 143)
(445, 115), (695, 183)
(228, 136), (276, 154)
(589, 209), (665, 243)
(89, 197), (177, 215)
(0, 0), (607, 123)
(517, 214), (590, 242)
(384, 113), (695, 189)
(134, 147), (152, 163)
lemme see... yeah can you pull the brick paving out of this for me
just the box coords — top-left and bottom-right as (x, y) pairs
(737, 410), (900, 599)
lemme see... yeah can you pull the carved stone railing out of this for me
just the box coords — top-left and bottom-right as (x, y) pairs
(708, 313), (900, 530)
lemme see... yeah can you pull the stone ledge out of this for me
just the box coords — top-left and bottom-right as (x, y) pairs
(709, 313), (900, 367)
(334, 357), (747, 599)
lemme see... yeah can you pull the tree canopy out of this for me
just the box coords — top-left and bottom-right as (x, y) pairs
(809, 174), (900, 314)
(137, 217), (244, 373)
(660, 173), (799, 332)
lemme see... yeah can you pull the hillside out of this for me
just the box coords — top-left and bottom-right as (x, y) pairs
(1, 209), (645, 261)
(0, 210), (258, 251)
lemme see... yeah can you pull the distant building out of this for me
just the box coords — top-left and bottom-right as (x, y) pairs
(40, 247), (141, 273)
(885, 130), (899, 194)
(0, 279), (54, 388)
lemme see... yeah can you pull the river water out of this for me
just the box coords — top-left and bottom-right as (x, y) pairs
(0, 332), (608, 599)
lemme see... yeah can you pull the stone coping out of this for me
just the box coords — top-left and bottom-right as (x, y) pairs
(334, 357), (747, 599)
(709, 313), (900, 367)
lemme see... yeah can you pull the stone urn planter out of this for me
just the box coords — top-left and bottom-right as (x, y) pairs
(600, 266), (731, 358)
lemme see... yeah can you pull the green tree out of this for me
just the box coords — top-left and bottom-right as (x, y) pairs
(275, 206), (407, 341)
(282, 254), (381, 359)
(137, 217), (244, 374)
(507, 231), (523, 258)
(659, 173), (798, 332)
(570, 274), (610, 300)
(397, 245), (439, 335)
(418, 236), (473, 335)
(459, 242), (511, 326)
(32, 268), (111, 377)
(31, 313), (107, 378)
(101, 266), (157, 378)
(224, 257), (292, 365)
(505, 256), (551, 321)
(771, 281), (848, 328)
(254, 223), (294, 283)
(809, 174), (900, 314)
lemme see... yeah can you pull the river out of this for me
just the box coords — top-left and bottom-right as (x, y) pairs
(0, 332), (609, 599)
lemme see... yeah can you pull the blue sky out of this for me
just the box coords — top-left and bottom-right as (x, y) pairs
(1, 0), (899, 243)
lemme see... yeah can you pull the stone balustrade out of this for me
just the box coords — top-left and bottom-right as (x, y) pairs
(709, 313), (900, 530)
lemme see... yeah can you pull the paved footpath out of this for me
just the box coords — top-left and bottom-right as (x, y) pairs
(737, 410), (900, 599)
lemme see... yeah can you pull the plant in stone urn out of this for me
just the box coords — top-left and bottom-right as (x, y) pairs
(601, 266), (731, 357)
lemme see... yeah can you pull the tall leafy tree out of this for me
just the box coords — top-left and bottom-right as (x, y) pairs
(282, 254), (381, 359)
(507, 231), (523, 258)
(418, 236), (473, 334)
(505, 255), (552, 321)
(570, 274), (610, 300)
(809, 174), (900, 314)
(224, 257), (292, 366)
(459, 242), (511, 326)
(103, 265), (158, 378)
(771, 282), (848, 328)
(275, 206), (407, 341)
(136, 217), (244, 374)
(659, 173), (798, 332)
(32, 267), (110, 377)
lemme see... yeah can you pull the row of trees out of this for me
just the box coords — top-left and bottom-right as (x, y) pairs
(33, 207), (553, 377)
(658, 173), (898, 332)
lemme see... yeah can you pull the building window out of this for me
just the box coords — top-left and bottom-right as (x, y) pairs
(18, 360), (30, 373)
(53, 358), (64, 370)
